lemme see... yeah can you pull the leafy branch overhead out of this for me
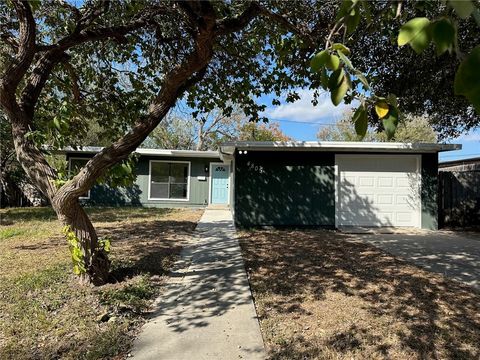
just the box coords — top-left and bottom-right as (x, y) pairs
(309, 0), (480, 139)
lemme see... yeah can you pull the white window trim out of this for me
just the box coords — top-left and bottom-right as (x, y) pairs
(68, 157), (91, 200)
(148, 160), (191, 201)
(208, 162), (230, 205)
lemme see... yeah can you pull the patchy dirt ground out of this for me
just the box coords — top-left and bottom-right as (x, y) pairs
(239, 229), (480, 360)
(0, 206), (203, 359)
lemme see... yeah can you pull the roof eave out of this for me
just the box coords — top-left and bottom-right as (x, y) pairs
(220, 141), (461, 155)
(53, 146), (220, 158)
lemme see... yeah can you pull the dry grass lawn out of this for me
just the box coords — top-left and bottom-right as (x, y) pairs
(239, 229), (480, 360)
(0, 206), (203, 359)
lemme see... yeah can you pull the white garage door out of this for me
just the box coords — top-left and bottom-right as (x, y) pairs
(336, 155), (421, 227)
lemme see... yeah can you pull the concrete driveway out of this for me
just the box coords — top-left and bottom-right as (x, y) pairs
(352, 230), (480, 289)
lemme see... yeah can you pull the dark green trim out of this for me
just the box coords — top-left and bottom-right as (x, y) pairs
(421, 153), (439, 230)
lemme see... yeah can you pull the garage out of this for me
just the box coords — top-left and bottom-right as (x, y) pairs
(220, 141), (459, 230)
(335, 154), (421, 227)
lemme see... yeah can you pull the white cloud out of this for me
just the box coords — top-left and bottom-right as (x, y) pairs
(262, 88), (358, 123)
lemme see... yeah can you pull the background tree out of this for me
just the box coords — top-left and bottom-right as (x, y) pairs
(143, 107), (291, 150)
(317, 113), (438, 143)
(142, 114), (197, 150)
(238, 122), (292, 142)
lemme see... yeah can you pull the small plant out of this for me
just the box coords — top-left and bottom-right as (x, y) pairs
(97, 237), (111, 253)
(63, 225), (86, 275)
(63, 226), (112, 276)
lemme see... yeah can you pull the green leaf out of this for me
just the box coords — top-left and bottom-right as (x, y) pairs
(454, 45), (480, 113)
(53, 117), (61, 131)
(73, 265), (81, 275)
(448, 0), (475, 19)
(432, 18), (456, 55)
(382, 106), (399, 140)
(352, 105), (368, 138)
(331, 74), (350, 106)
(326, 54), (340, 71)
(332, 43), (351, 56)
(328, 68), (345, 90)
(345, 8), (361, 34)
(398, 18), (432, 53)
(355, 70), (370, 89)
(387, 93), (398, 109)
(310, 50), (330, 72)
(320, 67), (329, 90)
(337, 51), (354, 70)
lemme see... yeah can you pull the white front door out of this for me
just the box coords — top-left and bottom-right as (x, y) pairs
(336, 155), (421, 227)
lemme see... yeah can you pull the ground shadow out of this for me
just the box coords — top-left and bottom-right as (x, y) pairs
(146, 219), (255, 333)
(0, 206), (175, 225)
(98, 218), (198, 282)
(239, 229), (480, 359)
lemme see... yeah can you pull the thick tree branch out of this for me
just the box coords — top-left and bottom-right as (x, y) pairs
(0, 0), (36, 114)
(256, 5), (315, 47)
(215, 2), (261, 35)
(63, 62), (82, 103)
(21, 7), (167, 119)
(55, 4), (219, 202)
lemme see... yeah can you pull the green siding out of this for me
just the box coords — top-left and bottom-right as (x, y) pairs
(234, 151), (335, 227)
(136, 156), (214, 207)
(71, 155), (219, 207)
(421, 153), (439, 230)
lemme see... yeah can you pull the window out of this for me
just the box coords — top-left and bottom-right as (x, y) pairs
(149, 161), (190, 200)
(68, 158), (90, 199)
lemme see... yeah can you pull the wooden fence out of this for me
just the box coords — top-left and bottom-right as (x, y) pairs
(438, 170), (480, 228)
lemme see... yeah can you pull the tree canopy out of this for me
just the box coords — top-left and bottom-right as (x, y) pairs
(348, 1), (480, 138)
(144, 108), (291, 150)
(317, 112), (438, 143)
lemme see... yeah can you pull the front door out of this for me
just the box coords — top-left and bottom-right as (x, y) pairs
(211, 164), (230, 204)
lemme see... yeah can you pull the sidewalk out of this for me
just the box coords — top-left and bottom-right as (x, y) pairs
(132, 209), (265, 360)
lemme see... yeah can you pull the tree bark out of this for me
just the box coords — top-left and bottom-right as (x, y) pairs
(53, 197), (110, 285)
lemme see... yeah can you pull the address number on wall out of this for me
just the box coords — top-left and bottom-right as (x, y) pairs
(246, 161), (265, 174)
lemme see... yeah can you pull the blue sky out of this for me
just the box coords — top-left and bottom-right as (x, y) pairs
(257, 89), (479, 163)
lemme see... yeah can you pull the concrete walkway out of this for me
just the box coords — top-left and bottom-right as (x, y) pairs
(355, 230), (480, 289)
(132, 209), (265, 360)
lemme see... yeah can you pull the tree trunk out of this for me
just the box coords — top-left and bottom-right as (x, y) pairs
(196, 122), (204, 151)
(53, 198), (110, 285)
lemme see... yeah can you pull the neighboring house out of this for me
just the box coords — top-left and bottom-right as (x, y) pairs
(438, 156), (480, 227)
(63, 141), (460, 230)
(439, 156), (480, 172)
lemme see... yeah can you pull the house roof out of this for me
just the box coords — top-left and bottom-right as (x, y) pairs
(439, 156), (480, 167)
(58, 142), (461, 160)
(219, 141), (461, 155)
(59, 146), (220, 158)
(439, 156), (480, 172)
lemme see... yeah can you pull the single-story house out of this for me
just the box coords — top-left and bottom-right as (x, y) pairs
(63, 141), (461, 230)
(439, 156), (480, 172)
